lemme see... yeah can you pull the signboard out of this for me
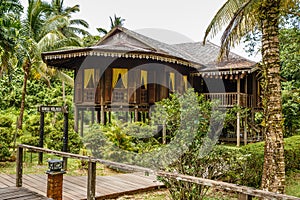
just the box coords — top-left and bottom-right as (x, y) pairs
(38, 106), (68, 113)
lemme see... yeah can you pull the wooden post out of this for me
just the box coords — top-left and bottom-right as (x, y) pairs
(244, 117), (247, 145)
(238, 193), (253, 200)
(63, 110), (68, 170)
(244, 76), (248, 145)
(16, 146), (23, 187)
(237, 78), (241, 147)
(108, 112), (111, 124)
(80, 109), (84, 137)
(134, 107), (138, 122)
(96, 109), (100, 124)
(162, 122), (167, 144)
(74, 106), (79, 133)
(91, 109), (95, 124)
(38, 112), (45, 164)
(100, 105), (105, 124)
(87, 161), (96, 200)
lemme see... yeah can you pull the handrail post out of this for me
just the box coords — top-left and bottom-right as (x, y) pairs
(16, 145), (23, 187)
(238, 193), (253, 200)
(87, 159), (96, 200)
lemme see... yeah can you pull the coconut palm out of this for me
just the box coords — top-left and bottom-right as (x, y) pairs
(203, 0), (298, 194)
(16, 0), (82, 129)
(97, 14), (125, 35)
(47, 0), (90, 38)
(0, 0), (22, 76)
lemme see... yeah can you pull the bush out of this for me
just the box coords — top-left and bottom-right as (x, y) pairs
(19, 135), (39, 147)
(222, 135), (300, 188)
(0, 141), (11, 161)
(47, 128), (83, 154)
(0, 114), (18, 148)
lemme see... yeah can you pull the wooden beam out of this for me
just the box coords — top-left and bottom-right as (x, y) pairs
(16, 146), (23, 187)
(100, 105), (105, 124)
(80, 109), (84, 137)
(237, 78), (241, 147)
(74, 106), (79, 132)
(87, 161), (96, 200)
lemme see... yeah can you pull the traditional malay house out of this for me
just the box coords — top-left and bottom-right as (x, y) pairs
(42, 26), (262, 146)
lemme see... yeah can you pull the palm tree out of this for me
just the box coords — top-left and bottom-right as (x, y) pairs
(16, 0), (82, 129)
(0, 0), (22, 76)
(97, 14), (125, 35)
(47, 0), (90, 38)
(203, 0), (297, 194)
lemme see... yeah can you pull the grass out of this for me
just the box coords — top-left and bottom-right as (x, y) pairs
(0, 150), (120, 176)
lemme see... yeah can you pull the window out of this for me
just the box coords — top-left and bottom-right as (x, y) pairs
(112, 68), (128, 88)
(169, 72), (175, 91)
(84, 69), (94, 88)
(141, 70), (147, 89)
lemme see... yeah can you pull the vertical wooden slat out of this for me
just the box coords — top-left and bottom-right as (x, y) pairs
(80, 109), (84, 137)
(237, 78), (241, 147)
(87, 161), (96, 200)
(74, 106), (79, 133)
(16, 146), (23, 187)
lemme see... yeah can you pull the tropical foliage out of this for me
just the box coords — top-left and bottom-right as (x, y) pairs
(97, 14), (125, 35)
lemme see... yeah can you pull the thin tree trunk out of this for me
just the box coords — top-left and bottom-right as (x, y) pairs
(17, 62), (30, 130)
(260, 0), (285, 193)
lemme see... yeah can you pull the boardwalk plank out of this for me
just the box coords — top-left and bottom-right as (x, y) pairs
(0, 172), (163, 200)
(0, 187), (49, 200)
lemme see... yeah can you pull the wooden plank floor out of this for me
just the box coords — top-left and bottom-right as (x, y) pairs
(0, 173), (163, 200)
(0, 187), (50, 200)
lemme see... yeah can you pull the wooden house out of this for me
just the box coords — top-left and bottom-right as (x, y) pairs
(42, 27), (262, 146)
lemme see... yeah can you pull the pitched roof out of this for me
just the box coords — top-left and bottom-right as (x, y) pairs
(94, 26), (201, 64)
(173, 42), (256, 71)
(42, 26), (256, 72)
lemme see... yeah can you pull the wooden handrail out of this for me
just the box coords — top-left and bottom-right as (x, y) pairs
(16, 144), (300, 200)
(203, 93), (254, 108)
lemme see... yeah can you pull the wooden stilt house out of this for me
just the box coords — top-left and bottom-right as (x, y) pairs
(42, 27), (262, 145)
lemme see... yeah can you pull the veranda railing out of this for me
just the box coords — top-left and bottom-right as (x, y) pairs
(16, 144), (299, 200)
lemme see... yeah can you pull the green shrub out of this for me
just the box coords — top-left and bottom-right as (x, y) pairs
(0, 114), (18, 148)
(223, 135), (300, 188)
(0, 141), (11, 161)
(19, 135), (39, 147)
(0, 115), (14, 127)
(47, 129), (83, 154)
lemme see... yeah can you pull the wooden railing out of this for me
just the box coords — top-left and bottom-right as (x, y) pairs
(83, 88), (95, 102)
(16, 144), (299, 200)
(203, 93), (253, 108)
(112, 88), (128, 103)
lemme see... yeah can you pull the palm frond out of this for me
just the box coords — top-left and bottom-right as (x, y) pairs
(204, 0), (242, 43)
(52, 69), (74, 87)
(70, 19), (89, 28)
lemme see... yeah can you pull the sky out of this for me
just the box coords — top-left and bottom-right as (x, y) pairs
(19, 0), (261, 61)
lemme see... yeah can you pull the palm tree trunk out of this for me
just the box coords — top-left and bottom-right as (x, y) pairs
(260, 0), (285, 193)
(17, 62), (30, 130)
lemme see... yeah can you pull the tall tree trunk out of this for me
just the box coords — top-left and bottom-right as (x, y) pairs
(260, 0), (285, 193)
(17, 62), (30, 130)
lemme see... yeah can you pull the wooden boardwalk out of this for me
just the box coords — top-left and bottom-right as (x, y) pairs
(0, 187), (50, 200)
(0, 173), (163, 200)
